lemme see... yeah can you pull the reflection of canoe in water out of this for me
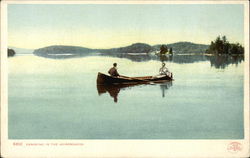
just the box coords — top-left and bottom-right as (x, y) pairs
(97, 72), (173, 85)
(97, 81), (173, 102)
(97, 83), (140, 95)
(97, 83), (145, 102)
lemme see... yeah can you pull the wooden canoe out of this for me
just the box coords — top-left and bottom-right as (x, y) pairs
(97, 72), (173, 85)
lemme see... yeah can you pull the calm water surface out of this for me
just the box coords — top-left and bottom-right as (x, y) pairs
(8, 54), (244, 139)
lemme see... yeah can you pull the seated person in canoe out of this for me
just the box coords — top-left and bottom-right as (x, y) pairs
(159, 62), (172, 77)
(108, 63), (120, 77)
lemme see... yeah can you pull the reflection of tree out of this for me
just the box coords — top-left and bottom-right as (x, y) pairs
(101, 53), (209, 63)
(101, 53), (152, 62)
(206, 55), (244, 69)
(156, 54), (207, 64)
(171, 55), (206, 64)
(158, 54), (173, 62)
(34, 49), (244, 69)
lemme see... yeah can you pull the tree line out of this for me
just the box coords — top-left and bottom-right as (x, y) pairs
(206, 36), (244, 55)
(160, 45), (173, 54)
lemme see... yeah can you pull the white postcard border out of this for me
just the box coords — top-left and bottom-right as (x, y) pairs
(1, 0), (249, 157)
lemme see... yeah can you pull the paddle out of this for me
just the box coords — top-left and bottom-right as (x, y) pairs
(119, 75), (154, 83)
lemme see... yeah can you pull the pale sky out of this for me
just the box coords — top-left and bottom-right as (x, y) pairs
(8, 4), (244, 49)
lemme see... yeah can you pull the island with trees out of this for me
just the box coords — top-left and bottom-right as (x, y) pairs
(31, 37), (244, 68)
(8, 48), (16, 57)
(205, 36), (244, 55)
(204, 36), (244, 69)
(158, 45), (173, 55)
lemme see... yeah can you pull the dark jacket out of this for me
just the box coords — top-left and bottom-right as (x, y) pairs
(108, 67), (119, 77)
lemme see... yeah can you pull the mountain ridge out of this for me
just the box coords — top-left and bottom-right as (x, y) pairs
(33, 41), (209, 58)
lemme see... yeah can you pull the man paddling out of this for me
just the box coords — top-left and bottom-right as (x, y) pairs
(108, 63), (120, 77)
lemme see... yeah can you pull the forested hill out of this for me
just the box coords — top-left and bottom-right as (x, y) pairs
(100, 43), (152, 54)
(34, 45), (96, 55)
(33, 42), (209, 58)
(101, 42), (209, 54)
(152, 42), (209, 54)
(33, 45), (98, 58)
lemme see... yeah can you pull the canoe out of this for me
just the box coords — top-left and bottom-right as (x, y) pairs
(97, 72), (173, 85)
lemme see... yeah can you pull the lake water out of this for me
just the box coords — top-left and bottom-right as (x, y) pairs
(8, 54), (244, 139)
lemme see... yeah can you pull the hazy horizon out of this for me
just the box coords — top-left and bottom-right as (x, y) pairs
(9, 41), (210, 50)
(8, 4), (244, 49)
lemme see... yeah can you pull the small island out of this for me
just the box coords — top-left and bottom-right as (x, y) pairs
(159, 45), (173, 55)
(8, 48), (16, 57)
(206, 36), (244, 55)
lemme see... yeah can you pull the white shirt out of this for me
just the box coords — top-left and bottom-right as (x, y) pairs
(159, 66), (169, 75)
